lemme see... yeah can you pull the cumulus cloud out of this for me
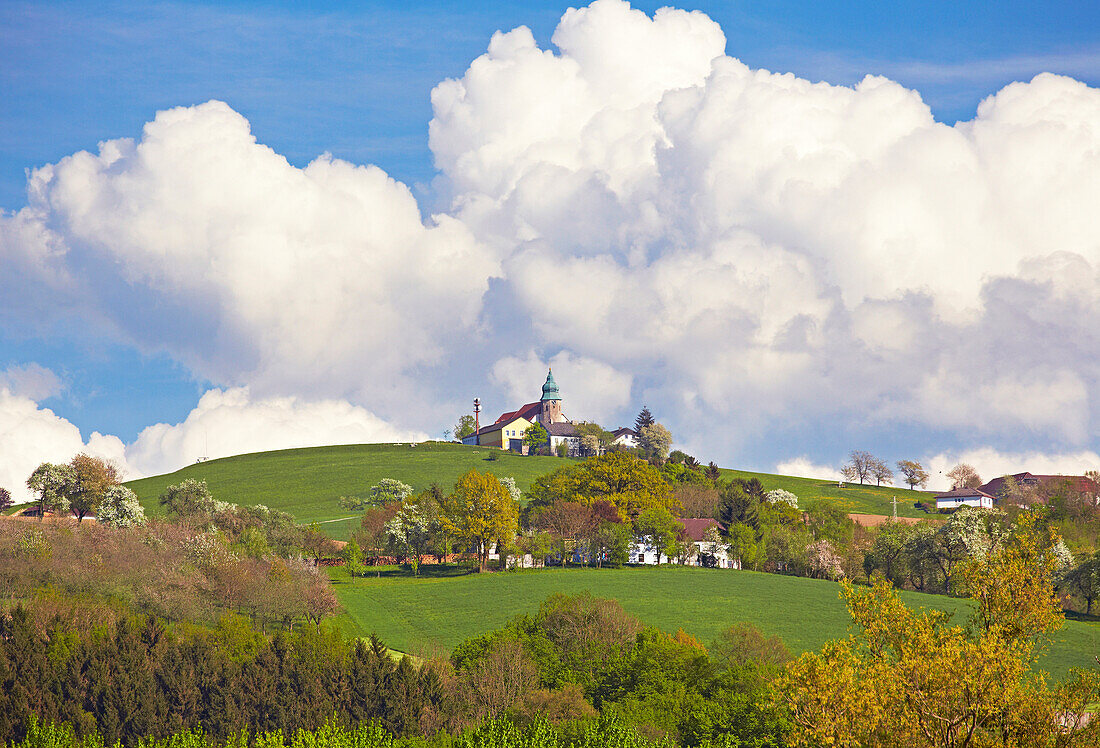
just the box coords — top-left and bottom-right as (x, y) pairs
(126, 387), (425, 477)
(1, 101), (496, 423)
(774, 457), (845, 483)
(3, 0), (1100, 477)
(489, 350), (633, 424)
(0, 389), (129, 504)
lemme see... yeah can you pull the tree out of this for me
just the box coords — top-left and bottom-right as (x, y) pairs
(26, 462), (76, 519)
(96, 485), (146, 528)
(725, 523), (757, 569)
(634, 406), (654, 434)
(896, 460), (929, 490)
(526, 452), (675, 520)
(634, 507), (682, 565)
(0, 487), (12, 513)
(384, 499), (432, 576)
(523, 422), (549, 454)
(780, 512), (1097, 748)
(870, 457), (893, 486)
(637, 422), (672, 462)
(841, 451), (875, 485)
(454, 414), (477, 441)
(160, 478), (217, 516)
(705, 461), (721, 482)
(437, 469), (518, 571)
(1062, 552), (1100, 615)
(718, 481), (759, 531)
(947, 462), (982, 489)
(763, 489), (798, 508)
(573, 422), (612, 455)
(343, 537), (365, 576)
(68, 453), (121, 521)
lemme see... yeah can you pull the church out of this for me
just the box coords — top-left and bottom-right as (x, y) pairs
(461, 369), (581, 455)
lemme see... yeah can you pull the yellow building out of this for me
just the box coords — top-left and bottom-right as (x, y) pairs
(470, 415), (533, 452)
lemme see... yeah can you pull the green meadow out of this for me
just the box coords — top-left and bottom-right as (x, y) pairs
(330, 564), (1100, 681)
(125, 442), (929, 538)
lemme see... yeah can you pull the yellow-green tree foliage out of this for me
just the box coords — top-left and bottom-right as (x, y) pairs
(779, 511), (1100, 748)
(527, 452), (674, 520)
(438, 469), (518, 571)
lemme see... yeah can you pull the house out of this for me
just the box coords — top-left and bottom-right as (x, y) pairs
(546, 422), (581, 457)
(462, 414), (533, 452)
(934, 487), (995, 510)
(611, 427), (637, 448)
(629, 518), (734, 568)
(979, 472), (1100, 503)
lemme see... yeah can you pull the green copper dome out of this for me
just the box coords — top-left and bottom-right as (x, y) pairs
(541, 368), (561, 401)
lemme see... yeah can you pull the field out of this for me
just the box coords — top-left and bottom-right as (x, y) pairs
(125, 443), (927, 537)
(330, 565), (1100, 681)
(125, 442), (566, 538)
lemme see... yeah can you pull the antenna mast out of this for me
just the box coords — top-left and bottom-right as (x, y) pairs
(473, 397), (482, 446)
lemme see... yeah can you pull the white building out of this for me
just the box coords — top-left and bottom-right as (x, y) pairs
(611, 427), (637, 448)
(934, 487), (995, 510)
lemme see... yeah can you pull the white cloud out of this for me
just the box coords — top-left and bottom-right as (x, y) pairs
(3, 0), (1100, 475)
(126, 387), (426, 477)
(923, 448), (1100, 492)
(774, 457), (844, 483)
(489, 350), (633, 424)
(0, 389), (129, 504)
(0, 363), (63, 401)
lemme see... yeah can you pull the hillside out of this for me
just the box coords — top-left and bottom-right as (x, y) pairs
(330, 565), (1100, 681)
(126, 442), (930, 537)
(126, 442), (566, 537)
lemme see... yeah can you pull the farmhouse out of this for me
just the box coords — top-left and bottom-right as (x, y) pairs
(629, 518), (734, 568)
(934, 487), (995, 510)
(463, 369), (583, 455)
(979, 472), (1099, 501)
(611, 427), (637, 448)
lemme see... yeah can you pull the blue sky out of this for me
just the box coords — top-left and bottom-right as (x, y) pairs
(2, 0), (1099, 486)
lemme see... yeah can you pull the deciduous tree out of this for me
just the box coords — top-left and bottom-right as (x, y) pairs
(96, 485), (146, 528)
(634, 507), (681, 565)
(841, 450), (875, 485)
(523, 423), (549, 454)
(68, 453), (121, 521)
(637, 423), (672, 462)
(0, 486), (11, 513)
(26, 462), (76, 519)
(947, 462), (982, 489)
(454, 414), (477, 440)
(437, 469), (518, 571)
(896, 459), (929, 490)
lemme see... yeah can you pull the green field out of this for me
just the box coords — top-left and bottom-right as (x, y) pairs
(331, 565), (1100, 681)
(720, 468), (930, 518)
(126, 443), (929, 538)
(126, 442), (571, 537)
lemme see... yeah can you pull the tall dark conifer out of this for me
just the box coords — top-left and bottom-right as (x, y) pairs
(634, 406), (654, 434)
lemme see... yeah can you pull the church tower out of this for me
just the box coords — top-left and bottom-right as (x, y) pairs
(540, 368), (563, 424)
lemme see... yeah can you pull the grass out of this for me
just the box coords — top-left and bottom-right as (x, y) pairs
(720, 468), (930, 518)
(330, 565), (1100, 681)
(126, 443), (934, 539)
(126, 442), (569, 538)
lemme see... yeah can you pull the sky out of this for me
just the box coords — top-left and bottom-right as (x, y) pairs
(2, 0), (1100, 500)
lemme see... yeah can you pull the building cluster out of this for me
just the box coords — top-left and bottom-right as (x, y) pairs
(933, 471), (1099, 510)
(462, 369), (636, 456)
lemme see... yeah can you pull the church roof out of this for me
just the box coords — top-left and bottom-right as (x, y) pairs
(495, 401), (540, 424)
(541, 368), (561, 401)
(545, 422), (577, 436)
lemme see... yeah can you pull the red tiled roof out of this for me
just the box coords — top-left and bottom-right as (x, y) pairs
(677, 517), (720, 542)
(979, 473), (1100, 498)
(495, 401), (540, 424)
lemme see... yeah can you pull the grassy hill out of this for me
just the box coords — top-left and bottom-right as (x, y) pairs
(126, 443), (931, 537)
(720, 467), (928, 518)
(330, 565), (1100, 681)
(126, 442), (568, 538)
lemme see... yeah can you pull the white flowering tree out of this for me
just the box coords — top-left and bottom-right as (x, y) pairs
(26, 462), (76, 519)
(385, 500), (432, 576)
(97, 485), (146, 528)
(499, 476), (522, 504)
(764, 488), (799, 509)
(807, 539), (845, 580)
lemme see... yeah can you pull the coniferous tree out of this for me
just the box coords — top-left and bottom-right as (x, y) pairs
(634, 406), (655, 434)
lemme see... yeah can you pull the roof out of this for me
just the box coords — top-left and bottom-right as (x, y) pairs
(545, 422), (577, 437)
(934, 487), (995, 500)
(495, 401), (540, 424)
(475, 415), (531, 436)
(541, 368), (561, 402)
(611, 427), (636, 438)
(677, 517), (720, 542)
(979, 473), (1099, 498)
